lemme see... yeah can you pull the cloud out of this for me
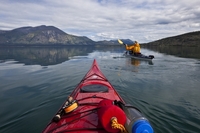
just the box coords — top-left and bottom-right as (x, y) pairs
(0, 0), (200, 43)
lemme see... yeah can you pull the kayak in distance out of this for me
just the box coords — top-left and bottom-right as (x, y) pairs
(42, 59), (154, 133)
(118, 39), (154, 61)
(124, 51), (154, 61)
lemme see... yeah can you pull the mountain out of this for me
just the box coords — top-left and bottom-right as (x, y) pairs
(144, 31), (200, 47)
(0, 25), (95, 45)
(96, 39), (134, 45)
(1, 25), (199, 46)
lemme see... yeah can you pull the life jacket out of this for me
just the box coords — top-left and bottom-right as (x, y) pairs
(133, 42), (140, 53)
(126, 43), (141, 54)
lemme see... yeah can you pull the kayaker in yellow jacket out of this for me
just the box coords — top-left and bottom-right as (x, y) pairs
(125, 41), (141, 56)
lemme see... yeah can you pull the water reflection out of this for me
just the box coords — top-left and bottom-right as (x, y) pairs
(142, 46), (200, 59)
(0, 46), (95, 65)
(131, 59), (140, 66)
(130, 58), (153, 66)
(122, 58), (154, 73)
(0, 45), (124, 66)
(2, 45), (198, 67)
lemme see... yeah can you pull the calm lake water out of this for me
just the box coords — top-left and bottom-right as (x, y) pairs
(0, 45), (200, 133)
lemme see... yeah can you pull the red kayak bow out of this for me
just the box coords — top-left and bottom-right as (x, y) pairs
(42, 59), (153, 133)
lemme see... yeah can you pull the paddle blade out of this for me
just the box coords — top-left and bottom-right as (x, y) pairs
(118, 39), (124, 45)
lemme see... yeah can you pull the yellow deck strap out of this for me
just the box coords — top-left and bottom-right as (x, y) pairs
(64, 102), (78, 113)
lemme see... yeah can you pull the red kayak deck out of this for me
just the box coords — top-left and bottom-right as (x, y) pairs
(43, 59), (124, 133)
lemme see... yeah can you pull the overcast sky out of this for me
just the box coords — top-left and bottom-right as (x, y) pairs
(0, 0), (200, 43)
